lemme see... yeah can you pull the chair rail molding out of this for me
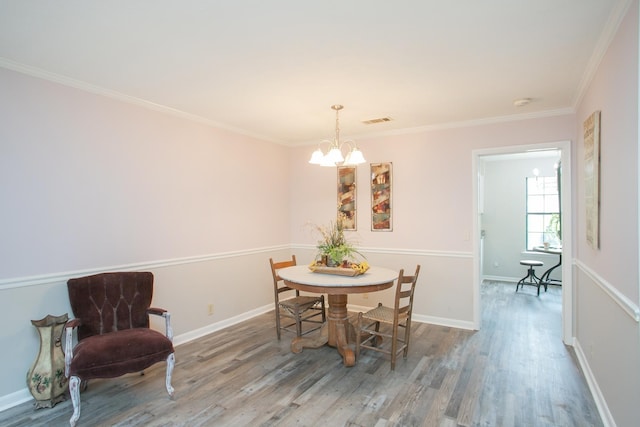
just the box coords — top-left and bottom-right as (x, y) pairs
(574, 259), (640, 323)
(0, 245), (290, 291)
(291, 243), (473, 259)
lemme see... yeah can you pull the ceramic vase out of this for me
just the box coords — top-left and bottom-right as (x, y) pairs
(27, 313), (69, 408)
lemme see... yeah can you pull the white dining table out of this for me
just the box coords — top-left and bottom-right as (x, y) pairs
(278, 265), (398, 367)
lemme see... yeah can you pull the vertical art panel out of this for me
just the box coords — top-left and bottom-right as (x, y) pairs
(371, 162), (392, 231)
(337, 166), (356, 230)
(584, 111), (600, 249)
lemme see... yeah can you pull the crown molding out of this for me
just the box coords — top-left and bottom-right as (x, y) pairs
(0, 57), (279, 144)
(572, 0), (634, 109)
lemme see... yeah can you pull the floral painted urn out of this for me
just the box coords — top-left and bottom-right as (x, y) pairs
(27, 313), (69, 408)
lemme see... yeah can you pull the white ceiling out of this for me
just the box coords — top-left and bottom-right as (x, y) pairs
(0, 1), (630, 146)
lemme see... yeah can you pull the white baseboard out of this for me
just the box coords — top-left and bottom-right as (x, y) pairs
(573, 338), (616, 427)
(347, 303), (374, 314)
(482, 275), (518, 283)
(173, 304), (272, 346)
(412, 314), (475, 330)
(0, 389), (33, 413)
(348, 304), (475, 331)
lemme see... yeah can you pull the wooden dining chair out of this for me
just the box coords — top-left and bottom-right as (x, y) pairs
(355, 265), (421, 370)
(269, 256), (326, 339)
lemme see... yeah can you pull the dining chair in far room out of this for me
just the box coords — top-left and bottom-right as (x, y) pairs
(355, 265), (421, 370)
(269, 255), (326, 339)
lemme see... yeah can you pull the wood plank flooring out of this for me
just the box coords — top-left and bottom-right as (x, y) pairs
(1, 281), (602, 426)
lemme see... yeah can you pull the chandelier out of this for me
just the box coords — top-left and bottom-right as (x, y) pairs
(308, 105), (366, 167)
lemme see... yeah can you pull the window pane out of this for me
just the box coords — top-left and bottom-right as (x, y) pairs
(528, 195), (544, 212)
(545, 195), (559, 212)
(527, 178), (543, 195)
(544, 177), (558, 194)
(543, 213), (561, 245)
(543, 232), (560, 246)
(526, 175), (560, 249)
(528, 214), (543, 232)
(528, 232), (544, 249)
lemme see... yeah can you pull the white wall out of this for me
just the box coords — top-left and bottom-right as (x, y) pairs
(482, 155), (562, 282)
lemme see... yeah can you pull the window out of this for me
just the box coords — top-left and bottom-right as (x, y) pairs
(526, 176), (560, 249)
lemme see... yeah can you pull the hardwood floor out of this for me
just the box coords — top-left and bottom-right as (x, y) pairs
(2, 281), (602, 426)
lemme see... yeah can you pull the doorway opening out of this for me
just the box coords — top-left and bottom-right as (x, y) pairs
(472, 141), (573, 344)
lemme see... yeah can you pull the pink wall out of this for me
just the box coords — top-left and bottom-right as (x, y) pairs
(576, 0), (639, 301)
(290, 115), (576, 252)
(0, 67), (291, 279)
(573, 2), (640, 425)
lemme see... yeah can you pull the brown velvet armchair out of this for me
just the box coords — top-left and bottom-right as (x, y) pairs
(64, 272), (175, 426)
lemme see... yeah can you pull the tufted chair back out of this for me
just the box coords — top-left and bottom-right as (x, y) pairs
(67, 272), (153, 341)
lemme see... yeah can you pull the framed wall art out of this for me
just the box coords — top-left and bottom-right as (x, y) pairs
(584, 110), (601, 249)
(371, 162), (392, 231)
(337, 166), (356, 230)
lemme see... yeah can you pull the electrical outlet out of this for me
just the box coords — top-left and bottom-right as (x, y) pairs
(208, 304), (214, 316)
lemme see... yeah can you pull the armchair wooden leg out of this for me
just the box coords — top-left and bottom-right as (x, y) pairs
(69, 376), (81, 427)
(166, 353), (175, 397)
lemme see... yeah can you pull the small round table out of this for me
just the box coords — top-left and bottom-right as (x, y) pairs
(278, 265), (398, 367)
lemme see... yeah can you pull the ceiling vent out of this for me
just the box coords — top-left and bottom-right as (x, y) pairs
(362, 117), (392, 125)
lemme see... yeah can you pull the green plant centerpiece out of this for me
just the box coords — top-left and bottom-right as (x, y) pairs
(311, 214), (368, 274)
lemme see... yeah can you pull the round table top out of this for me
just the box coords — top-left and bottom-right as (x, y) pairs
(278, 265), (398, 294)
(532, 246), (562, 255)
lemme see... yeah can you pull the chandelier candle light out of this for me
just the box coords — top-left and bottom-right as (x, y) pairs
(309, 105), (366, 167)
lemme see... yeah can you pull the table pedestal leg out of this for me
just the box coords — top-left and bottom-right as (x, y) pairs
(290, 293), (356, 367)
(328, 294), (356, 366)
(540, 254), (562, 287)
(290, 324), (328, 353)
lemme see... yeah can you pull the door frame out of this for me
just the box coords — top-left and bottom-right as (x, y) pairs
(472, 140), (573, 344)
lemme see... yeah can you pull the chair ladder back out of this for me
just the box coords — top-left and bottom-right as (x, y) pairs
(395, 265), (421, 318)
(270, 256), (300, 299)
(356, 265), (421, 370)
(269, 255), (325, 340)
